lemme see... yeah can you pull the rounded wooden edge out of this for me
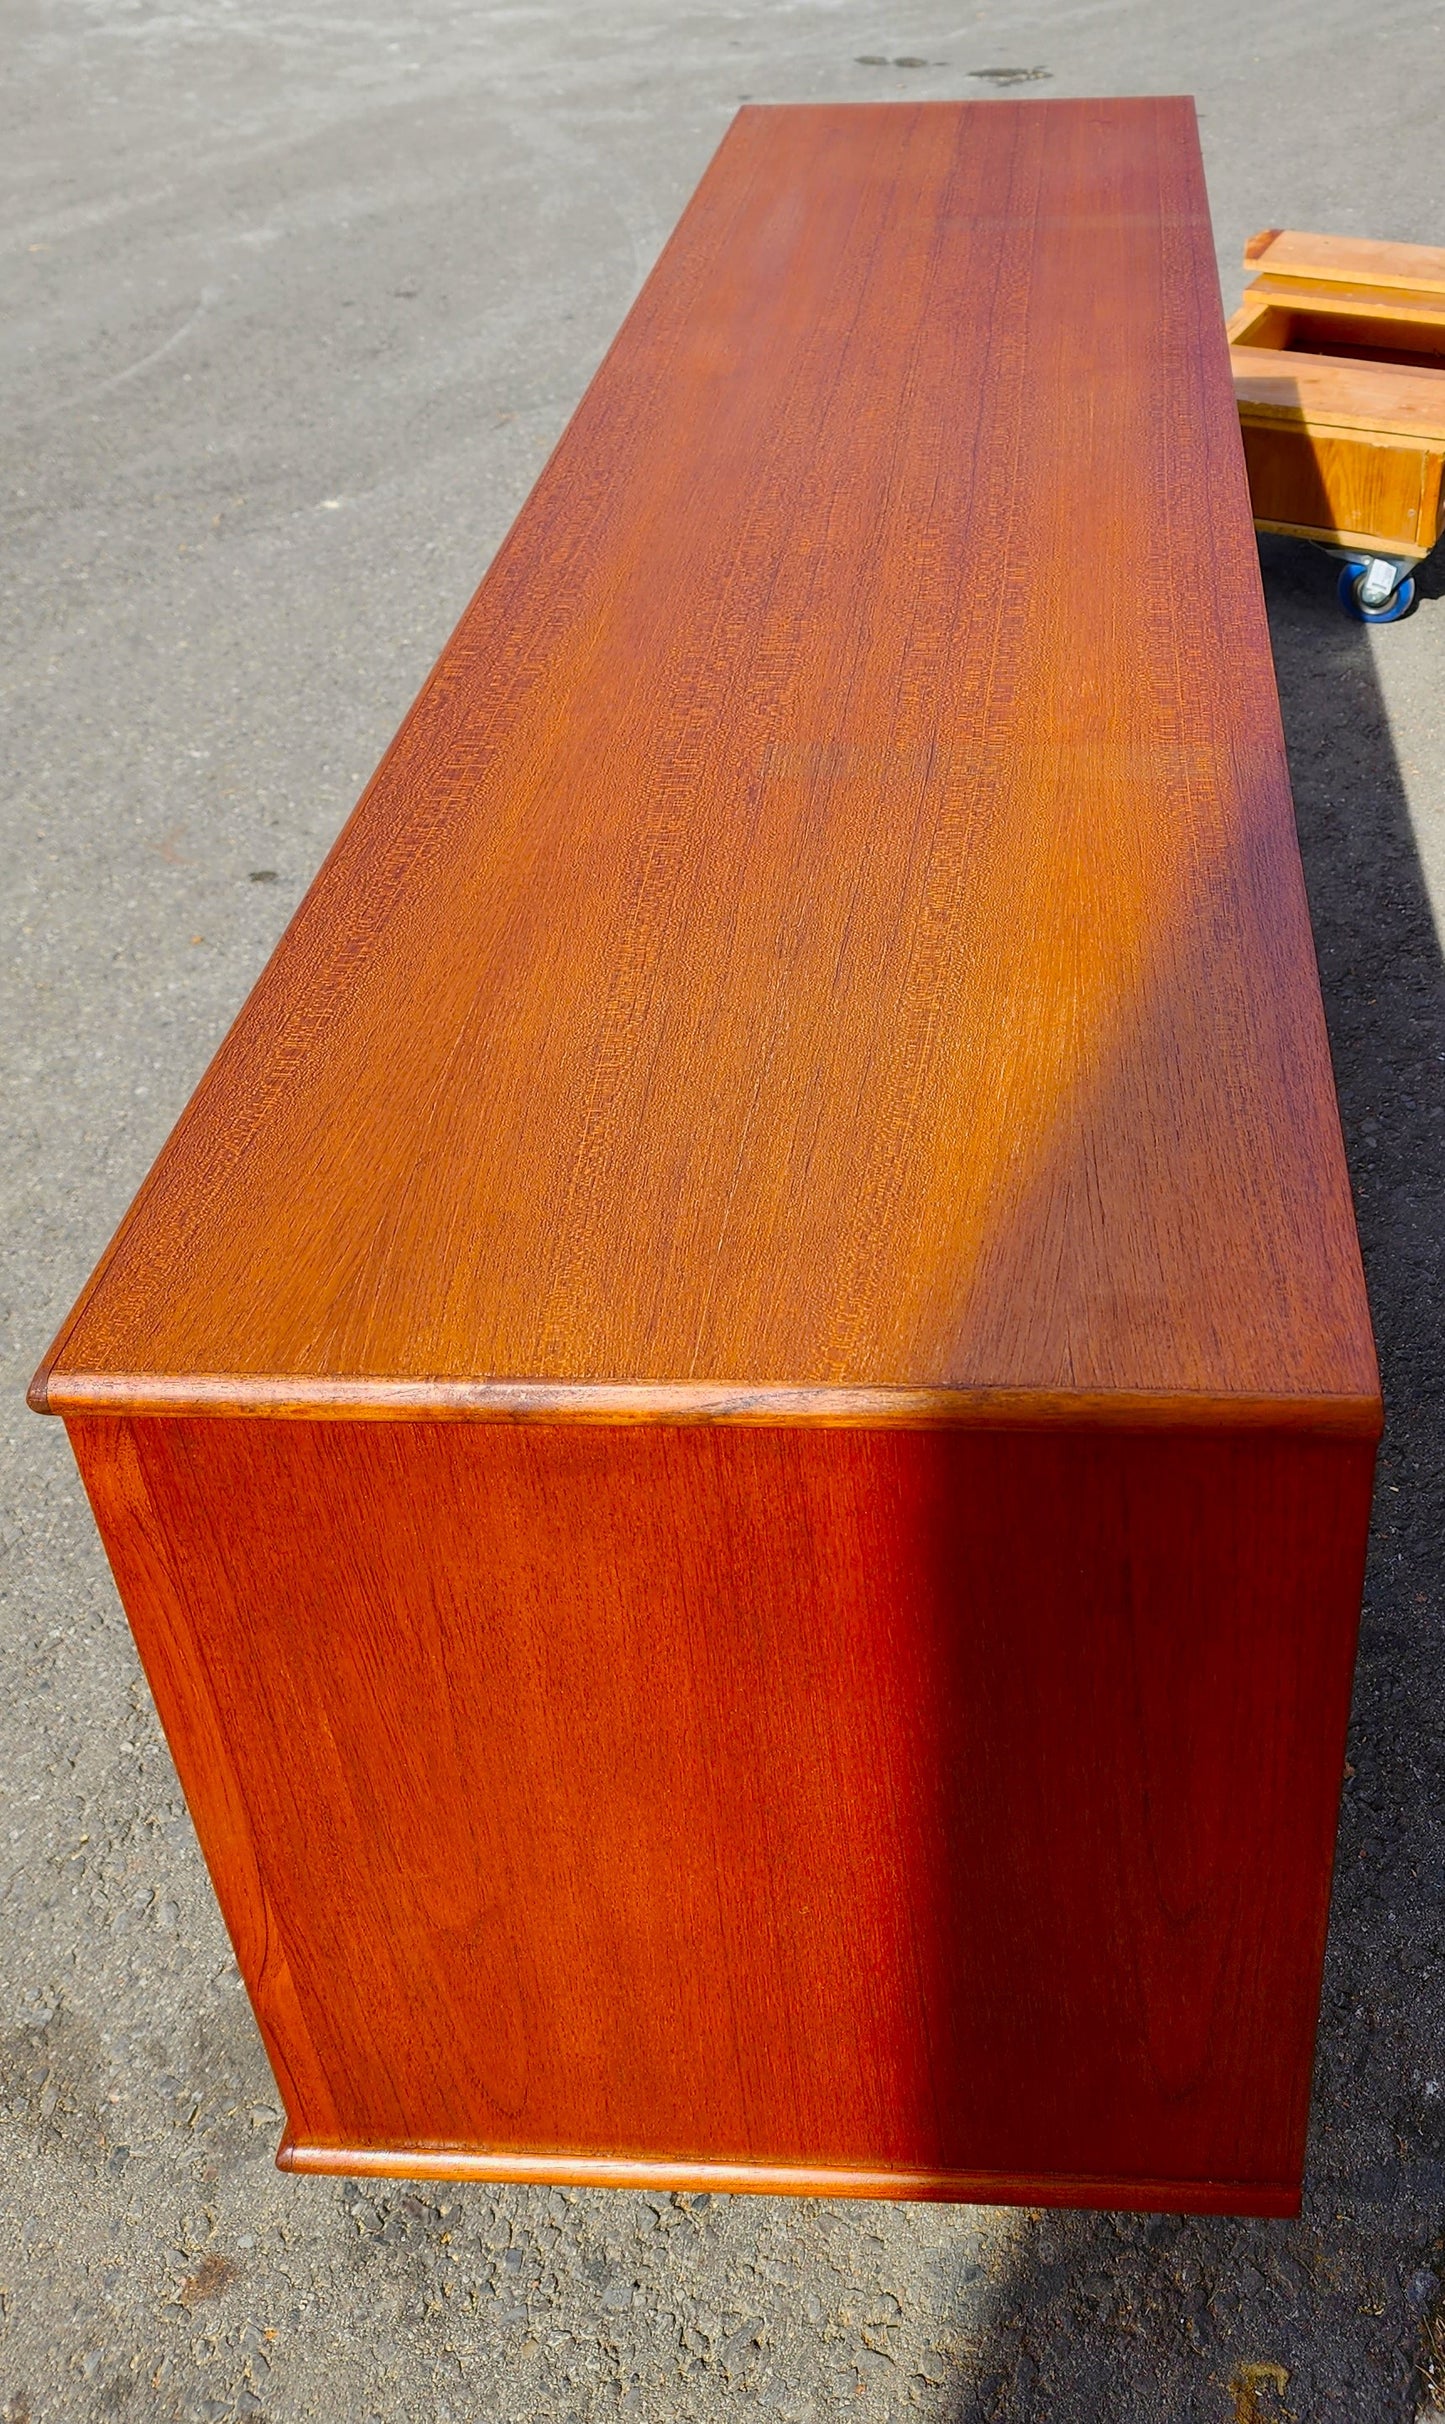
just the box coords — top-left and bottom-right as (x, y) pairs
(38, 1370), (1384, 1439)
(274, 2136), (1299, 2217)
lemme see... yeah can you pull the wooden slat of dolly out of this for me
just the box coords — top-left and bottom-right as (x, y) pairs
(1231, 284), (1445, 337)
(35, 99), (1376, 1431)
(1229, 349), (1445, 443)
(1244, 226), (1445, 297)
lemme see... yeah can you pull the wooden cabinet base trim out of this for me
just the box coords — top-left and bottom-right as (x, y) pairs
(35, 1370), (1384, 1437)
(275, 2138), (1298, 2217)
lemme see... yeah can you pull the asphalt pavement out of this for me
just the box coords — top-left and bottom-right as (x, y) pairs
(4, 1), (1445, 2417)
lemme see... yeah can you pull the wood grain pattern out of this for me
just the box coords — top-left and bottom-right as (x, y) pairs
(1230, 229), (1445, 559)
(1237, 420), (1433, 552)
(1229, 294), (1445, 362)
(40, 1372), (1381, 1430)
(1241, 226), (1445, 297)
(39, 104), (1381, 2212)
(33, 98), (1376, 1427)
(1229, 349), (1445, 442)
(70, 1412), (1376, 2215)
(1236, 283), (1445, 340)
(270, 2146), (1299, 2216)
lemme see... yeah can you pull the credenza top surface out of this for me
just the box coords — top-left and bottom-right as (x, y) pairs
(37, 99), (1379, 1429)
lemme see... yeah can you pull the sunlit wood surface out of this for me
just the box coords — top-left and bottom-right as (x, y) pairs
(37, 103), (1375, 1429)
(42, 102), (1379, 2215)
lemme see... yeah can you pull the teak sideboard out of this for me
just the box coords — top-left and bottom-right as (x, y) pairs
(33, 99), (1381, 2218)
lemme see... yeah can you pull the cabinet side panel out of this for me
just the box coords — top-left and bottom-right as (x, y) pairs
(67, 1416), (340, 2142)
(77, 1416), (1372, 2201)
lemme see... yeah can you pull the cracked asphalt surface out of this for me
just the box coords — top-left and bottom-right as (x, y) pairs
(4, 1), (1445, 2417)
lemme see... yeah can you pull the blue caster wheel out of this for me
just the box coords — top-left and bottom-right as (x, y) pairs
(1337, 560), (1416, 623)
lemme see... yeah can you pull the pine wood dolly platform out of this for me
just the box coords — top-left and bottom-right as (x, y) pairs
(1230, 227), (1445, 622)
(33, 99), (1381, 2218)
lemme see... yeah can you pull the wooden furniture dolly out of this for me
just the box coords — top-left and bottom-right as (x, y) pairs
(1230, 226), (1445, 622)
(34, 98), (1380, 2218)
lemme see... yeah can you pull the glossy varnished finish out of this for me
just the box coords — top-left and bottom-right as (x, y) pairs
(35, 101), (1374, 1426)
(73, 1415), (1375, 2213)
(39, 102), (1380, 2210)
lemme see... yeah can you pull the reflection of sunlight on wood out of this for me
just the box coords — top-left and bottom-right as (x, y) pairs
(43, 104), (1372, 1424)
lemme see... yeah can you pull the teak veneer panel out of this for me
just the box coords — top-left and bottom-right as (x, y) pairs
(38, 101), (1380, 2213)
(73, 1413), (1375, 2213)
(35, 99), (1375, 1430)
